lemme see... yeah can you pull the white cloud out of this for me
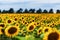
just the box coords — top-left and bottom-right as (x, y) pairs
(0, 0), (60, 3)
(24, 0), (60, 3)
(0, 0), (24, 3)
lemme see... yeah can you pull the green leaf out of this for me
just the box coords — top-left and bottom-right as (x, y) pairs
(13, 36), (21, 40)
(25, 35), (34, 40)
(34, 38), (42, 40)
(20, 37), (25, 40)
(40, 33), (44, 39)
(55, 24), (60, 29)
(0, 19), (2, 23)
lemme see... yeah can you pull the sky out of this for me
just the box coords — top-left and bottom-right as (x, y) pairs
(0, 0), (60, 12)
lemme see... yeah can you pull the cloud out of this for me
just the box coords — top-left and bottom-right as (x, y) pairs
(24, 0), (60, 10)
(0, 0), (24, 3)
(24, 0), (60, 3)
(0, 4), (24, 10)
(0, 0), (60, 3)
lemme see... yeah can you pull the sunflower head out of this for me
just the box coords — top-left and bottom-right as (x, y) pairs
(5, 26), (20, 37)
(43, 28), (60, 40)
(37, 27), (42, 35)
(15, 23), (19, 27)
(6, 19), (14, 24)
(14, 17), (18, 21)
(48, 32), (59, 40)
(0, 27), (4, 35)
(43, 27), (52, 33)
(0, 23), (6, 28)
(27, 22), (36, 32)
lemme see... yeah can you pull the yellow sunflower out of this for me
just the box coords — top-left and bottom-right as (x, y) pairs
(43, 28), (60, 40)
(43, 27), (52, 33)
(24, 21), (28, 26)
(49, 22), (57, 28)
(6, 19), (14, 24)
(20, 16), (25, 20)
(37, 22), (40, 26)
(21, 20), (26, 25)
(15, 23), (20, 27)
(27, 22), (36, 32)
(0, 27), (4, 35)
(5, 26), (20, 37)
(1, 16), (6, 21)
(0, 23), (6, 28)
(14, 17), (19, 22)
(37, 27), (43, 35)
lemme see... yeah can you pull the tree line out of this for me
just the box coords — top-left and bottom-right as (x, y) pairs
(0, 8), (60, 13)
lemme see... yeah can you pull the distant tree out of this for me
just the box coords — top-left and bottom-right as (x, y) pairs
(16, 8), (23, 13)
(23, 9), (29, 13)
(2, 10), (6, 13)
(2, 10), (8, 13)
(36, 8), (42, 13)
(49, 9), (54, 13)
(29, 9), (33, 13)
(43, 9), (48, 13)
(56, 9), (60, 13)
(0, 10), (1, 13)
(31, 9), (35, 13)
(5, 10), (9, 13)
(8, 8), (14, 13)
(29, 9), (35, 13)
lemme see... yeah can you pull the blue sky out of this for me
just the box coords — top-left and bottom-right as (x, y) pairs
(0, 0), (60, 12)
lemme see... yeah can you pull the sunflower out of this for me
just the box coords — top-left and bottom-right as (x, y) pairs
(21, 20), (26, 25)
(43, 28), (60, 40)
(14, 17), (19, 22)
(43, 27), (52, 33)
(14, 17), (18, 21)
(37, 22), (40, 25)
(49, 22), (57, 28)
(46, 23), (51, 27)
(0, 27), (4, 35)
(24, 21), (28, 26)
(0, 23), (6, 28)
(20, 16), (25, 20)
(19, 17), (22, 21)
(15, 23), (20, 27)
(5, 26), (20, 37)
(34, 22), (37, 26)
(6, 19), (14, 24)
(1, 16), (6, 21)
(27, 22), (36, 32)
(37, 27), (43, 35)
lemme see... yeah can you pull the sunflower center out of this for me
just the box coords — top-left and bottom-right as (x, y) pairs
(48, 32), (59, 40)
(15, 18), (17, 21)
(0, 24), (5, 27)
(16, 24), (18, 26)
(45, 29), (48, 32)
(8, 20), (11, 23)
(29, 25), (34, 30)
(25, 22), (27, 24)
(39, 30), (42, 33)
(8, 27), (17, 34)
(1, 29), (4, 34)
(22, 17), (24, 19)
(52, 23), (54, 25)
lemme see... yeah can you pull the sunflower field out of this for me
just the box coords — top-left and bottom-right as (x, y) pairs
(0, 14), (60, 40)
